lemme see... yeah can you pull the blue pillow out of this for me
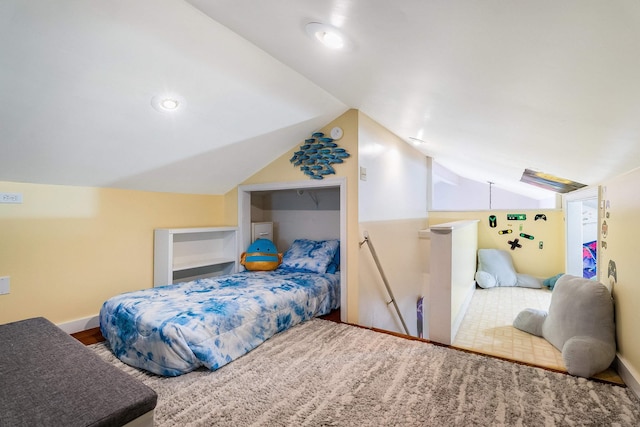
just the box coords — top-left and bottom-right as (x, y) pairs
(325, 245), (340, 274)
(280, 239), (339, 274)
(543, 273), (564, 290)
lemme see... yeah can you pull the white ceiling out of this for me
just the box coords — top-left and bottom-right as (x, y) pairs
(3, 0), (640, 198)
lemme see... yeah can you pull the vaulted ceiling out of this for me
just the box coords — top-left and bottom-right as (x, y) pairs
(2, 0), (640, 199)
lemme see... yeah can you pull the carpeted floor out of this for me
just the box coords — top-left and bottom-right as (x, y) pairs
(91, 319), (640, 426)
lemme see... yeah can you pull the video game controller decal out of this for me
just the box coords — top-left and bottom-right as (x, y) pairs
(608, 259), (617, 283)
(507, 214), (526, 221)
(498, 229), (512, 235)
(534, 214), (547, 221)
(519, 233), (534, 240)
(489, 215), (497, 228)
(508, 238), (522, 250)
(607, 259), (617, 292)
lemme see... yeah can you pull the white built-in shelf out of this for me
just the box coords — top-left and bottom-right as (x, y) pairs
(172, 257), (236, 272)
(154, 226), (238, 287)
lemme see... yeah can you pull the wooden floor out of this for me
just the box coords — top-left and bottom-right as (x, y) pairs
(72, 309), (343, 346)
(71, 328), (105, 345)
(318, 308), (341, 323)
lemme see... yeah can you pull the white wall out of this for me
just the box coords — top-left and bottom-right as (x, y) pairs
(357, 112), (429, 336)
(583, 199), (598, 243)
(358, 119), (427, 221)
(432, 162), (556, 210)
(250, 188), (340, 252)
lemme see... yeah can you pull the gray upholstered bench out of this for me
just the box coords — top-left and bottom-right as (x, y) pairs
(0, 317), (157, 426)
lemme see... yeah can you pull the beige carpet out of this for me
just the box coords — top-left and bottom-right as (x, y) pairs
(91, 319), (640, 426)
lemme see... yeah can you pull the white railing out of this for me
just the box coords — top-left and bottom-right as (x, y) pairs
(426, 220), (479, 345)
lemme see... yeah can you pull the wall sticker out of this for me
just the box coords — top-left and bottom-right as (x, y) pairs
(508, 238), (522, 250)
(290, 131), (350, 180)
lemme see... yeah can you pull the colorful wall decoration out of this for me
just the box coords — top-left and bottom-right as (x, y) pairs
(290, 131), (350, 179)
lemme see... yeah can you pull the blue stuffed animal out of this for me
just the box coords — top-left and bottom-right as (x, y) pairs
(240, 239), (282, 271)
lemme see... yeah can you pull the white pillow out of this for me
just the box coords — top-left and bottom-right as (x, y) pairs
(475, 270), (497, 289)
(516, 273), (543, 289)
(476, 249), (517, 288)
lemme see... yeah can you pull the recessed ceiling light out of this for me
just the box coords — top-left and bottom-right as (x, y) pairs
(160, 98), (179, 110)
(151, 94), (185, 113)
(305, 22), (348, 50)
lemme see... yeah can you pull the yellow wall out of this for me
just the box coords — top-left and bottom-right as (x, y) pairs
(223, 187), (239, 226)
(239, 109), (361, 322)
(0, 181), (226, 325)
(428, 210), (565, 278)
(358, 219), (429, 335)
(598, 168), (640, 385)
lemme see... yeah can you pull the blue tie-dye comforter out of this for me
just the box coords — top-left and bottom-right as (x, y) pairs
(99, 269), (340, 376)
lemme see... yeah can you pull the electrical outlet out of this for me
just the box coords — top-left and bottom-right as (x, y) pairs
(0, 192), (23, 204)
(0, 276), (9, 295)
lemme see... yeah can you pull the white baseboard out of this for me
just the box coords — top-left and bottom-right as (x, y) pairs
(615, 354), (640, 400)
(56, 315), (100, 334)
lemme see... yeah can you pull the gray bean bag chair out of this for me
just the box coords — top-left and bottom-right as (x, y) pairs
(513, 274), (616, 378)
(475, 249), (542, 289)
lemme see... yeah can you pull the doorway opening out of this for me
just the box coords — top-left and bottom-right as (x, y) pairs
(565, 187), (599, 279)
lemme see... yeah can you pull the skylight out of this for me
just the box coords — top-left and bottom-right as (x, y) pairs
(520, 169), (586, 193)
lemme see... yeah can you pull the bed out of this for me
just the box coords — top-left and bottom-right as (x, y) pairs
(100, 239), (340, 376)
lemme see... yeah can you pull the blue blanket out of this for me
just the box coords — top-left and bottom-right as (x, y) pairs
(99, 269), (340, 376)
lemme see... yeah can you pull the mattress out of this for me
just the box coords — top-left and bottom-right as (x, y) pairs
(100, 269), (340, 376)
